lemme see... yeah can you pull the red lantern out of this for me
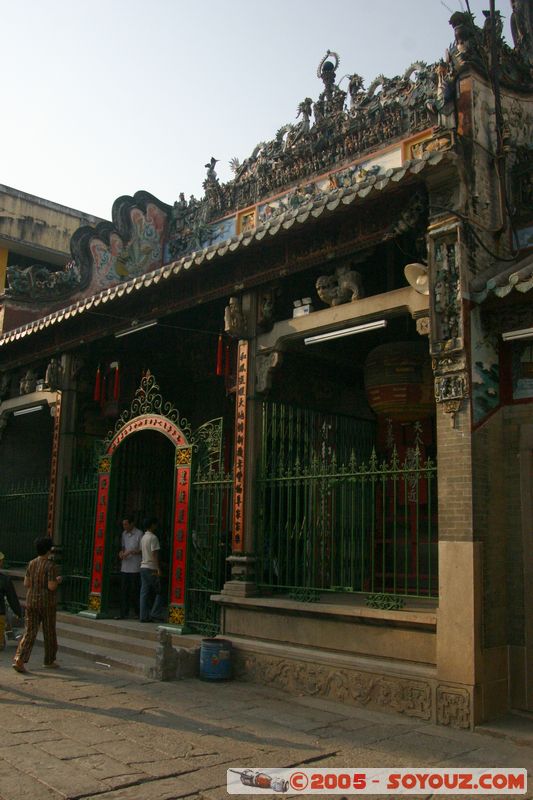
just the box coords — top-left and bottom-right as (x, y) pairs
(364, 341), (434, 422)
(216, 335), (223, 376)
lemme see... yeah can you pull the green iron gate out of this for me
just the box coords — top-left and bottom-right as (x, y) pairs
(60, 472), (99, 612)
(0, 479), (50, 567)
(186, 418), (233, 635)
(256, 402), (438, 601)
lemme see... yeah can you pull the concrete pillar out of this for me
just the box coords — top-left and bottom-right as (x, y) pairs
(428, 220), (485, 727)
(434, 401), (484, 727)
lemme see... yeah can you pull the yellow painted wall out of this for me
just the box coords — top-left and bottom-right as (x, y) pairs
(0, 246), (7, 292)
(0, 187), (101, 262)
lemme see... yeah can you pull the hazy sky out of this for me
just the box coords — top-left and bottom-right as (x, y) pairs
(3, 0), (513, 220)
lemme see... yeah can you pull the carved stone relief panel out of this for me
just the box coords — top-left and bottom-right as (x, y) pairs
(233, 651), (433, 721)
(429, 228), (468, 426)
(433, 353), (469, 427)
(431, 237), (462, 353)
(436, 685), (472, 729)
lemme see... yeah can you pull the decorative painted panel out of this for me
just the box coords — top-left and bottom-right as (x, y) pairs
(470, 306), (499, 423)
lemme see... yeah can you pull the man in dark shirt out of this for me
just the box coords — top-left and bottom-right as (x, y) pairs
(0, 551), (23, 650)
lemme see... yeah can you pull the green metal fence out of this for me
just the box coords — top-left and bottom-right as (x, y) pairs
(260, 401), (375, 474)
(0, 479), (50, 567)
(60, 473), (98, 612)
(186, 466), (233, 635)
(256, 402), (438, 600)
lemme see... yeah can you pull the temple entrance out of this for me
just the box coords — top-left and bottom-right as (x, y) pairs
(85, 373), (233, 632)
(86, 373), (195, 626)
(105, 430), (175, 615)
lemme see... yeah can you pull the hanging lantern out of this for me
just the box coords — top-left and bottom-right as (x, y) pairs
(364, 341), (435, 422)
(216, 335), (223, 376)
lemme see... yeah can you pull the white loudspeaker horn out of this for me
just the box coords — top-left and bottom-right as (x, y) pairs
(404, 262), (429, 295)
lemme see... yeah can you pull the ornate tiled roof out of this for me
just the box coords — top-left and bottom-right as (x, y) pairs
(0, 150), (455, 348)
(470, 252), (533, 302)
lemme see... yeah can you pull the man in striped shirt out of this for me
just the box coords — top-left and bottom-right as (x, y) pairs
(13, 537), (62, 673)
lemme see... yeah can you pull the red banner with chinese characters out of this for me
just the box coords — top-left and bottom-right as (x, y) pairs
(89, 462), (111, 606)
(232, 340), (248, 552)
(170, 447), (192, 619)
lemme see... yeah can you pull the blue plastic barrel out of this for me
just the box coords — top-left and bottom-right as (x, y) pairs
(200, 638), (232, 681)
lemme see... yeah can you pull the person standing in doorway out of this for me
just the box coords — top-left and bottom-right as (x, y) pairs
(13, 537), (62, 672)
(139, 517), (166, 623)
(116, 515), (142, 620)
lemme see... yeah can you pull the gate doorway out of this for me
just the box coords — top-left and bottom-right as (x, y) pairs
(105, 430), (175, 615)
(85, 373), (232, 632)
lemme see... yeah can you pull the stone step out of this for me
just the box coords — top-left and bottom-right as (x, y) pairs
(55, 612), (201, 648)
(54, 620), (161, 659)
(34, 632), (155, 676)
(27, 613), (205, 677)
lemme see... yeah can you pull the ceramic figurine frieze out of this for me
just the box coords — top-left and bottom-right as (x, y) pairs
(432, 239), (462, 349)
(450, 6), (533, 85)
(511, 0), (533, 66)
(6, 259), (82, 303)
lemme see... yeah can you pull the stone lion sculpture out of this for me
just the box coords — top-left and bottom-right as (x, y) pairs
(316, 264), (364, 306)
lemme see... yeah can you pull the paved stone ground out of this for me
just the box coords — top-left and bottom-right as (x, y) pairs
(0, 645), (532, 800)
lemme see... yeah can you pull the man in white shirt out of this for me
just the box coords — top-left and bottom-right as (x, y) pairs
(116, 515), (143, 619)
(139, 517), (166, 622)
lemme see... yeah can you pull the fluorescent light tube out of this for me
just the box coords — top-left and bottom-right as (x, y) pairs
(502, 327), (533, 341)
(115, 319), (158, 338)
(13, 405), (44, 416)
(304, 319), (387, 345)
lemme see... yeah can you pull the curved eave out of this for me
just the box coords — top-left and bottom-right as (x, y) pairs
(0, 150), (456, 348)
(470, 252), (533, 303)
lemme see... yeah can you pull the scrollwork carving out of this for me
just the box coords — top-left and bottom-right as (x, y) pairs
(106, 371), (193, 448)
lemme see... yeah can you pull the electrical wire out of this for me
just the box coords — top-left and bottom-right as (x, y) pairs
(431, 205), (519, 261)
(85, 309), (221, 337)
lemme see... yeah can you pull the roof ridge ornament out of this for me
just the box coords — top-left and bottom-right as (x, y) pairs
(317, 50), (340, 82)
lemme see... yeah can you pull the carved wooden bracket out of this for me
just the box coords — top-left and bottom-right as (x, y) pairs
(256, 350), (283, 394)
(415, 314), (430, 336)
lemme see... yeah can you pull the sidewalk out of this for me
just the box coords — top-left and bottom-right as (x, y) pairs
(0, 644), (532, 800)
